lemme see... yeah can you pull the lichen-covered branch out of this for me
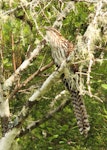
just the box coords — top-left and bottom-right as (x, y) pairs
(29, 60), (66, 102)
(8, 60), (67, 131)
(18, 98), (71, 138)
(68, 0), (107, 98)
(3, 40), (46, 91)
(7, 61), (54, 101)
(53, 1), (75, 28)
(0, 128), (19, 150)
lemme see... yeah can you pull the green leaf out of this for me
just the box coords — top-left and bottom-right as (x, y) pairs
(101, 84), (107, 90)
(52, 134), (59, 139)
(59, 141), (65, 144)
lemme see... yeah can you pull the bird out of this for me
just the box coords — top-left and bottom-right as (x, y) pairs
(46, 27), (90, 136)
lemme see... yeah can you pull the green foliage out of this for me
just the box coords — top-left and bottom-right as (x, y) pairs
(19, 96), (107, 150)
(62, 2), (91, 41)
(101, 84), (107, 90)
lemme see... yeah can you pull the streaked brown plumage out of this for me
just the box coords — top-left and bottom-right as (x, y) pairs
(46, 27), (90, 136)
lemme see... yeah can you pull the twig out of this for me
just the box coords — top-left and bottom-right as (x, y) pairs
(29, 60), (66, 102)
(50, 90), (68, 108)
(84, 90), (103, 102)
(53, 1), (75, 28)
(3, 40), (46, 90)
(7, 61), (54, 101)
(38, 0), (53, 16)
(87, 58), (93, 97)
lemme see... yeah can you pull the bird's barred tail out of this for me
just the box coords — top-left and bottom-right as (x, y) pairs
(61, 74), (90, 136)
(72, 90), (90, 136)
